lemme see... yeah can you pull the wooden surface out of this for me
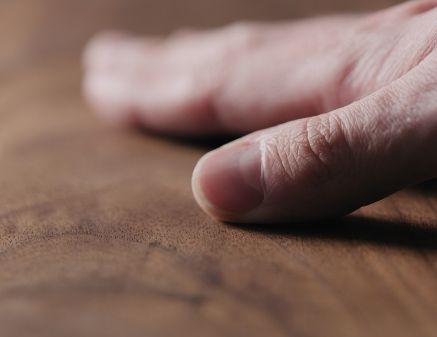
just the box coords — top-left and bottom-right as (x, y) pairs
(2, 0), (437, 336)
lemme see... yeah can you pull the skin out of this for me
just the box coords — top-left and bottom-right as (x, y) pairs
(83, 0), (437, 224)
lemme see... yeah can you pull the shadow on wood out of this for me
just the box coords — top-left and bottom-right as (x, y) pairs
(231, 215), (437, 251)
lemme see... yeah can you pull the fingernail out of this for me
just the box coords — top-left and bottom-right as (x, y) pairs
(192, 142), (264, 219)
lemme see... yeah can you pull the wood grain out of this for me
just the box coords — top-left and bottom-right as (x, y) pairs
(1, 1), (437, 336)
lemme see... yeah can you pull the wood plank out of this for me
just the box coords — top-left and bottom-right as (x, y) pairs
(1, 1), (437, 336)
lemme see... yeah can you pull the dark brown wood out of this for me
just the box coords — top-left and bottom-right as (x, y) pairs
(1, 1), (437, 336)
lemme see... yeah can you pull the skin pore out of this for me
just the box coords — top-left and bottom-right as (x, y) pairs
(84, 0), (437, 224)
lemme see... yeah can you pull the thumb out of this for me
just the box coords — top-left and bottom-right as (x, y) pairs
(192, 53), (437, 224)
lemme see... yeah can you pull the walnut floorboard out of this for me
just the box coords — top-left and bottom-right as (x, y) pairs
(1, 1), (436, 336)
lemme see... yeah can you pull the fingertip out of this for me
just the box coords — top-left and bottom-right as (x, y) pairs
(82, 31), (144, 127)
(191, 152), (245, 222)
(82, 68), (140, 127)
(191, 153), (223, 219)
(82, 30), (133, 69)
(192, 143), (264, 222)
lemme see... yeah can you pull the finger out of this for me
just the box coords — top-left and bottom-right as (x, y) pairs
(367, 0), (437, 24)
(83, 17), (361, 134)
(192, 51), (437, 223)
(83, 1), (437, 135)
(82, 31), (172, 126)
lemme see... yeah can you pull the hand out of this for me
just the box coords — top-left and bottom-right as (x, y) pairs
(83, 0), (437, 224)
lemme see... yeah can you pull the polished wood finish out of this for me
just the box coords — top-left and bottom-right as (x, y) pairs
(1, 1), (436, 336)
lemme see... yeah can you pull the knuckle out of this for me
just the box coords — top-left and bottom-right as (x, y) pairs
(358, 1), (437, 32)
(293, 115), (355, 186)
(260, 135), (298, 195)
(260, 115), (356, 193)
(398, 0), (437, 17)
